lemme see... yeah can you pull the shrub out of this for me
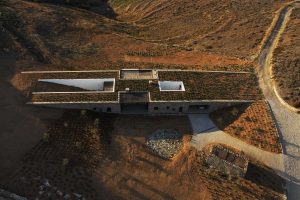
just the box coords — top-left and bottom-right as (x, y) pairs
(94, 118), (100, 126)
(231, 108), (240, 116)
(42, 132), (49, 143)
(80, 109), (87, 116)
(64, 122), (68, 127)
(62, 158), (69, 171)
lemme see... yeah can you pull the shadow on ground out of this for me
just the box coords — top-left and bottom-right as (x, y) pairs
(33, 0), (117, 19)
(0, 56), (62, 184)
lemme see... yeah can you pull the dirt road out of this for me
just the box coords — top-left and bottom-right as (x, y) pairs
(256, 1), (300, 199)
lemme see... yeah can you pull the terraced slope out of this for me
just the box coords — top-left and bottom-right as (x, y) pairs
(0, 0), (138, 67)
(110, 0), (291, 58)
(1, 0), (291, 69)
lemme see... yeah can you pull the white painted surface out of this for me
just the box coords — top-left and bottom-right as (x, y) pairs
(38, 78), (115, 92)
(158, 81), (185, 91)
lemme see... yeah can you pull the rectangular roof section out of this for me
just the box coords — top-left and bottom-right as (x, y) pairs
(22, 70), (263, 103)
(150, 71), (262, 101)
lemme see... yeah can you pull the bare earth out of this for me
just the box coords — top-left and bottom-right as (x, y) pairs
(0, 57), (63, 182)
(0, 0), (299, 199)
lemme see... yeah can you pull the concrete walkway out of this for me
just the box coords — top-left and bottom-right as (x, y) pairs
(189, 114), (284, 173)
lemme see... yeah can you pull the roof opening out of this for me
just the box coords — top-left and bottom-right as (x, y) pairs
(120, 69), (158, 80)
(38, 78), (115, 92)
(158, 81), (185, 91)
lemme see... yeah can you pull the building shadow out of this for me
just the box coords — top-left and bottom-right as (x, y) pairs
(88, 0), (118, 19)
(36, 0), (118, 19)
(125, 175), (175, 200)
(245, 162), (285, 194)
(209, 103), (250, 131)
(282, 140), (300, 160)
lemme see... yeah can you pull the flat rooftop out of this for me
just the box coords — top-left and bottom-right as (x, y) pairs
(21, 70), (263, 103)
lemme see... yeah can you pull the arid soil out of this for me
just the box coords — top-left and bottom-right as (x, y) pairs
(210, 101), (282, 154)
(111, 0), (291, 59)
(0, 112), (210, 199)
(0, 0), (293, 199)
(124, 51), (250, 71)
(1, 111), (106, 199)
(0, 111), (286, 200)
(0, 57), (63, 183)
(1, 0), (292, 73)
(272, 7), (300, 108)
(0, 0), (250, 73)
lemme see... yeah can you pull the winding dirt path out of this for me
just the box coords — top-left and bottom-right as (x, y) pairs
(257, 1), (300, 199)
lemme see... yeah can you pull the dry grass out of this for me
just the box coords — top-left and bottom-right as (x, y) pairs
(150, 71), (262, 101)
(12, 70), (262, 103)
(2, 0), (291, 72)
(2, 111), (110, 199)
(111, 0), (291, 58)
(0, 112), (285, 199)
(272, 7), (300, 108)
(2, 0), (253, 73)
(210, 101), (282, 154)
(200, 144), (285, 199)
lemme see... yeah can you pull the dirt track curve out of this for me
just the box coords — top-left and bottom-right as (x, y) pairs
(257, 1), (300, 199)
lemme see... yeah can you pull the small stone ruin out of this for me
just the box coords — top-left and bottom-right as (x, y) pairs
(206, 144), (249, 178)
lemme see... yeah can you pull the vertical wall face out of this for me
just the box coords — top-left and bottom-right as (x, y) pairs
(31, 101), (247, 115)
(33, 103), (121, 113)
(148, 102), (245, 114)
(39, 79), (115, 91)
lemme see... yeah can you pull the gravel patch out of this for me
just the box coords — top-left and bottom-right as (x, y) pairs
(146, 129), (183, 159)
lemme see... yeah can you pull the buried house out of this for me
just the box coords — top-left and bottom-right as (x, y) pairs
(22, 69), (263, 114)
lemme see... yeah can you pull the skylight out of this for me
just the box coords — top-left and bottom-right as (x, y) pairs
(38, 78), (115, 92)
(158, 81), (185, 91)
